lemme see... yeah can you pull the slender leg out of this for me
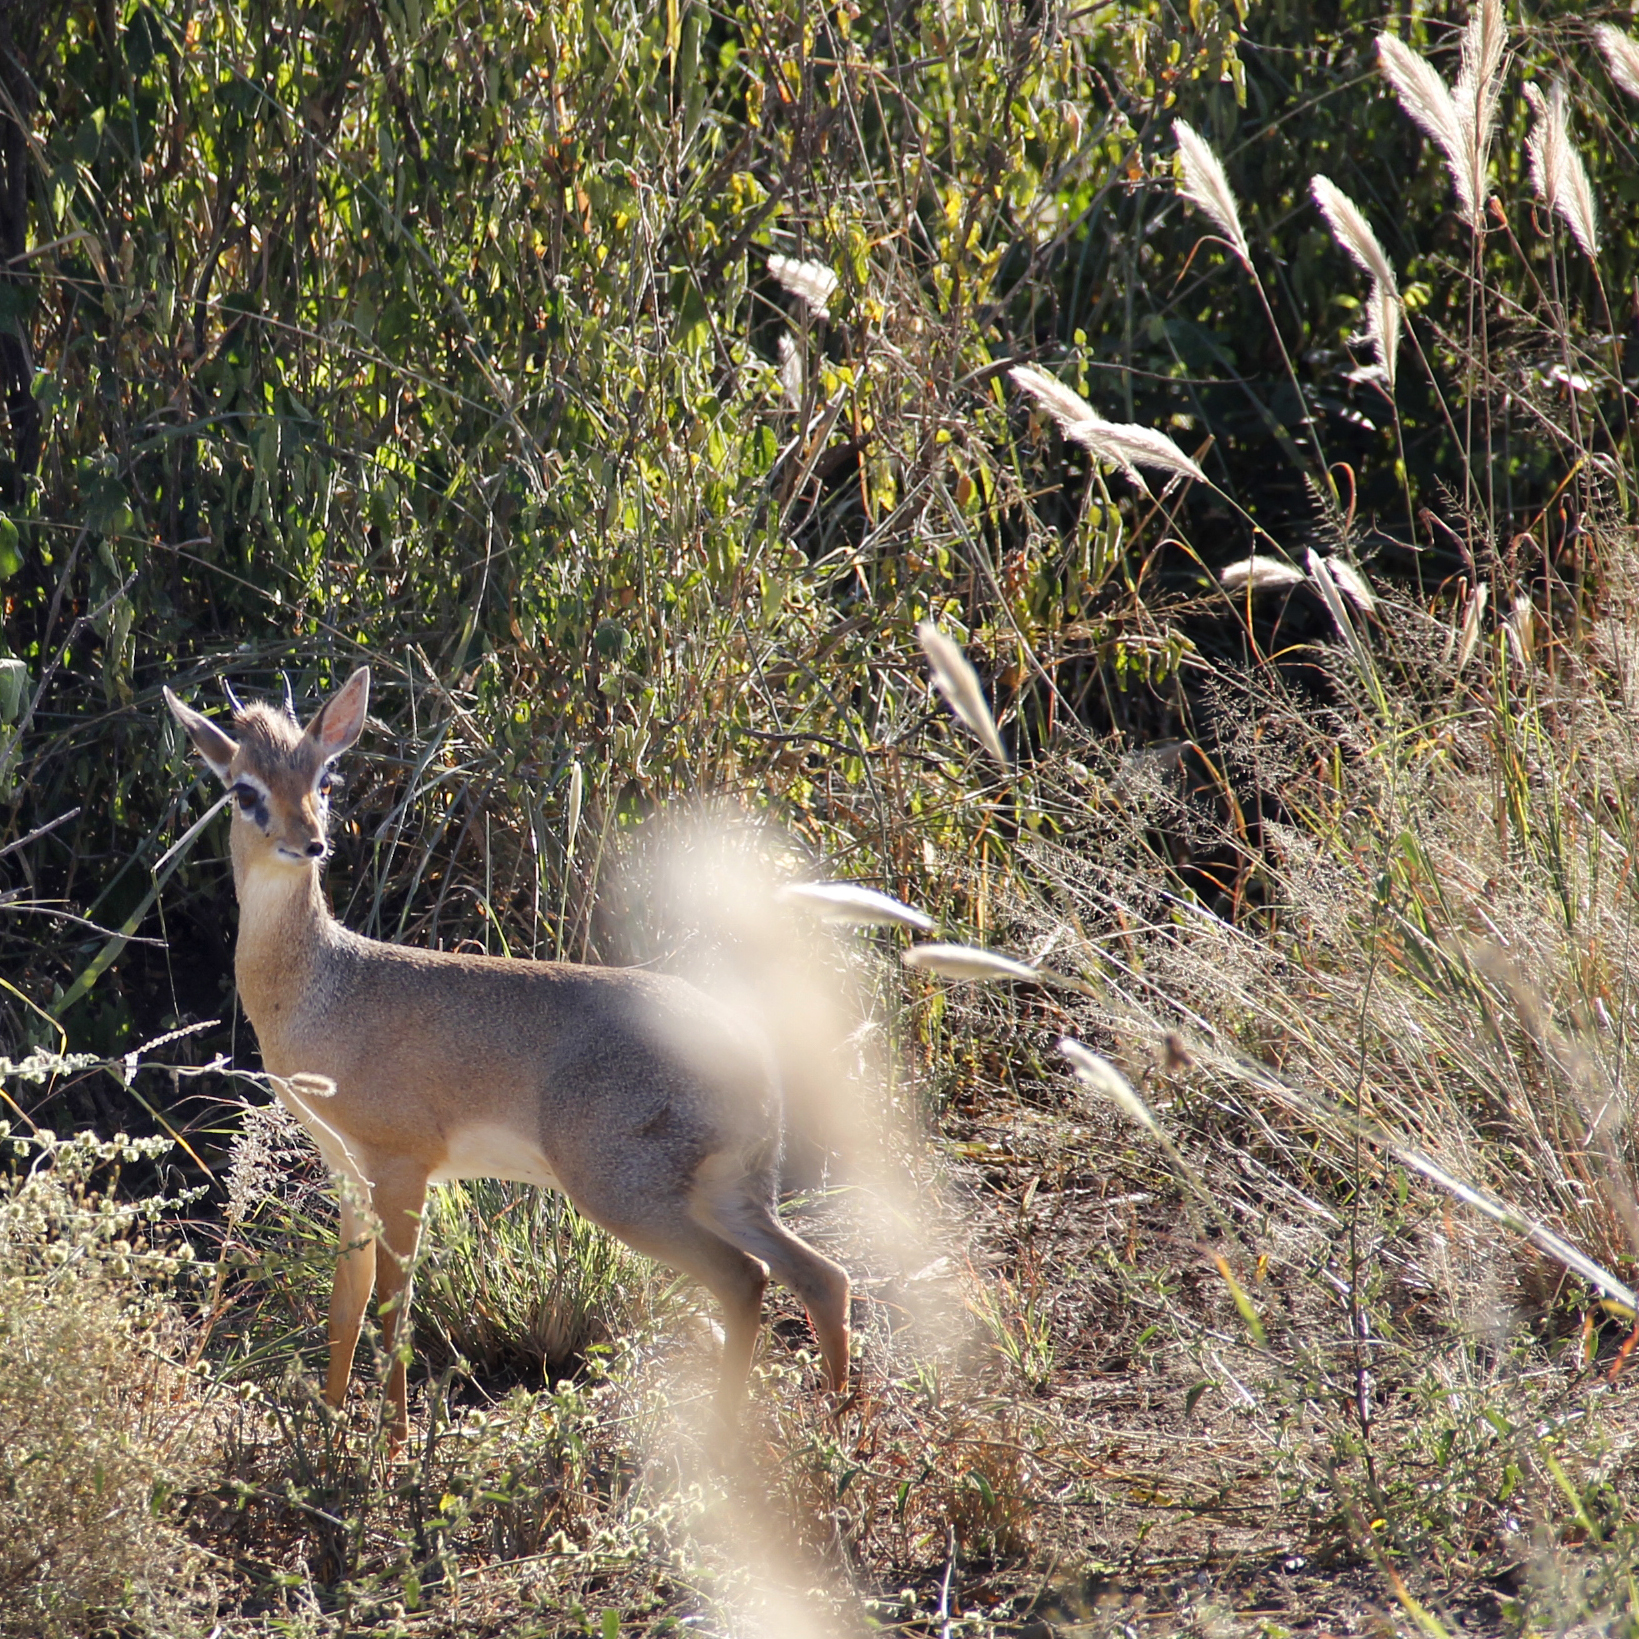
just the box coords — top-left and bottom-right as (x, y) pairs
(691, 1175), (852, 1396)
(742, 1215), (851, 1396)
(369, 1161), (430, 1451)
(603, 1214), (769, 1419)
(712, 1255), (770, 1422)
(326, 1194), (377, 1411)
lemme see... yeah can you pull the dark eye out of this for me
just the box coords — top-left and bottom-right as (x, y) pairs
(317, 770), (335, 797)
(233, 784), (260, 812)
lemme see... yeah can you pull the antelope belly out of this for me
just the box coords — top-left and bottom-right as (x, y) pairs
(431, 1123), (561, 1188)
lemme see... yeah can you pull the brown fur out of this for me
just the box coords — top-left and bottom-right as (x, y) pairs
(165, 669), (850, 1446)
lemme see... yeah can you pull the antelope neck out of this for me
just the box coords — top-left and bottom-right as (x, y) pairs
(231, 850), (336, 1037)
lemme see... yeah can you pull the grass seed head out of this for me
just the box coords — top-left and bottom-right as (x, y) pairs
(1311, 175), (1402, 388)
(1310, 175), (1397, 292)
(1058, 1037), (1160, 1135)
(1454, 0), (1507, 211)
(1456, 580), (1490, 670)
(1220, 556), (1305, 594)
(1596, 23), (1639, 101)
(917, 621), (1009, 769)
(1171, 118), (1251, 266)
(1377, 27), (1490, 229)
(1524, 80), (1600, 260)
(766, 253), (839, 321)
(1324, 557), (1377, 614)
(903, 942), (1039, 983)
(778, 880), (936, 931)
(1009, 364), (1207, 490)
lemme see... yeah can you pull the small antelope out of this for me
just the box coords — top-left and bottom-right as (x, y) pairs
(164, 667), (850, 1443)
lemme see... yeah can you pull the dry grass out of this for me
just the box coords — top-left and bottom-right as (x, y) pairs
(0, 1130), (213, 1636)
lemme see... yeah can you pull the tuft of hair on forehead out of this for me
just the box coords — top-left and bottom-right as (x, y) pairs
(232, 700), (317, 770)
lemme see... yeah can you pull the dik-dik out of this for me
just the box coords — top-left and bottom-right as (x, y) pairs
(165, 667), (850, 1444)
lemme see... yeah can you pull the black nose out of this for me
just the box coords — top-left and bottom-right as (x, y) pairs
(305, 839), (326, 858)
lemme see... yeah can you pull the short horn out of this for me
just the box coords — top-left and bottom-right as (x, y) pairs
(222, 677), (245, 716)
(280, 671), (297, 721)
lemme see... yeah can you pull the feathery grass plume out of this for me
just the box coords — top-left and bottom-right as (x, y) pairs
(1507, 593), (1536, 667)
(1376, 34), (1466, 210)
(1523, 81), (1600, 261)
(1595, 22), (1639, 101)
(1072, 418), (1208, 490)
(776, 332), (803, 410)
(1171, 119), (1250, 267)
(1058, 1037), (1235, 1243)
(766, 253), (839, 321)
(917, 621), (1009, 770)
(1377, 0), (1505, 231)
(1008, 361), (1099, 435)
(1454, 0), (1506, 180)
(564, 759), (584, 859)
(902, 942), (1039, 983)
(1363, 280), (1403, 391)
(1307, 549), (1377, 681)
(1310, 175), (1402, 388)
(1220, 556), (1305, 594)
(1455, 579), (1489, 670)
(1008, 365), (1207, 491)
(1324, 556), (1376, 613)
(1309, 176), (1395, 290)
(777, 880), (936, 931)
(1058, 1037), (1159, 1135)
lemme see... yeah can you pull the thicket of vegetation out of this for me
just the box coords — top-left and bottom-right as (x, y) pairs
(4, 0), (1639, 1630)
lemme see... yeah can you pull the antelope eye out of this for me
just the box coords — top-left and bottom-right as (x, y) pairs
(232, 784), (260, 812)
(317, 770), (335, 797)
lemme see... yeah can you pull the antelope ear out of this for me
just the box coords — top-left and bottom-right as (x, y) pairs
(164, 687), (238, 784)
(305, 666), (369, 761)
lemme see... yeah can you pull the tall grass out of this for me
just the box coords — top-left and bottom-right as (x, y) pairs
(416, 1178), (674, 1384)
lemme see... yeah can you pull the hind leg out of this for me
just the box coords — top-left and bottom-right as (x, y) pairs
(730, 1209), (850, 1394)
(608, 1214), (770, 1415)
(691, 1173), (851, 1395)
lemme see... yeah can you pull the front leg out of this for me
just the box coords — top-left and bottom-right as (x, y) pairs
(369, 1159), (430, 1451)
(326, 1193), (376, 1412)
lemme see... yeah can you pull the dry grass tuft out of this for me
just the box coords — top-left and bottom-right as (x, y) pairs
(0, 1131), (212, 1637)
